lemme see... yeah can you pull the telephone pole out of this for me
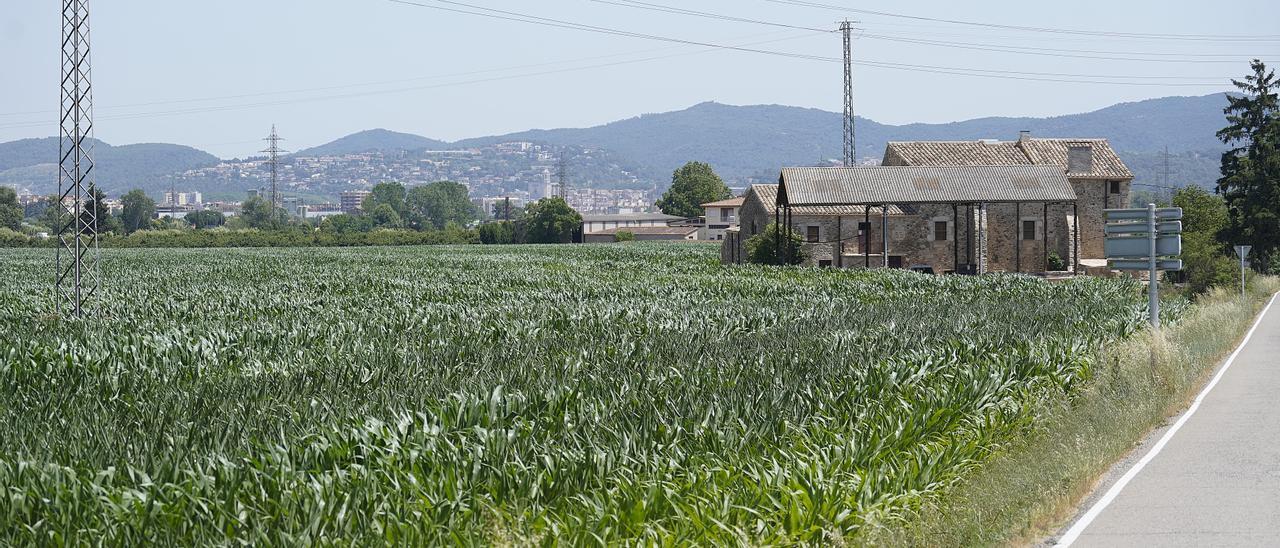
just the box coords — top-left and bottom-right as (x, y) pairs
(262, 126), (286, 211)
(56, 0), (99, 318)
(840, 20), (856, 167)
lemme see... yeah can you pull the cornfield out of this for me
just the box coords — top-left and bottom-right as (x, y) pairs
(0, 244), (1161, 544)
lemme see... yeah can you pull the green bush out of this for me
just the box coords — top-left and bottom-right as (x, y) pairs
(745, 222), (807, 265)
(613, 230), (635, 242)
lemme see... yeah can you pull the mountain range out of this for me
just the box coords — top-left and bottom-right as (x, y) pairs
(0, 93), (1235, 196)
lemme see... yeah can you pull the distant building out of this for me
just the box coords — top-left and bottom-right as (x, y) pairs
(583, 226), (699, 243)
(699, 197), (743, 241)
(340, 190), (372, 214)
(580, 213), (685, 235)
(163, 191), (203, 206)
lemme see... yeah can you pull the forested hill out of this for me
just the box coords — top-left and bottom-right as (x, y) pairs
(0, 137), (219, 195)
(295, 129), (451, 157)
(457, 93), (1233, 185)
(1, 93), (1235, 195)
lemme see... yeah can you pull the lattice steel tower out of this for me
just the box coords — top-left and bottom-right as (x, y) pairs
(56, 0), (99, 318)
(840, 20), (856, 167)
(556, 152), (569, 200)
(262, 126), (286, 210)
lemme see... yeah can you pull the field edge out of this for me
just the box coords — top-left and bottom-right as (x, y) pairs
(863, 277), (1280, 546)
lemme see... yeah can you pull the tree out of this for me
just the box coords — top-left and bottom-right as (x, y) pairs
(368, 203), (403, 229)
(186, 210), (227, 229)
(0, 187), (22, 231)
(240, 196), (286, 230)
(84, 187), (121, 234)
(406, 181), (479, 230)
(655, 161), (730, 218)
(745, 222), (807, 265)
(40, 195), (63, 233)
(1216, 60), (1280, 272)
(522, 197), (581, 244)
(320, 213), (372, 234)
(363, 182), (407, 218)
(478, 221), (516, 244)
(490, 201), (524, 221)
(121, 189), (156, 234)
(1167, 186), (1236, 295)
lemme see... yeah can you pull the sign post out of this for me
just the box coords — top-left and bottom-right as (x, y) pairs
(1235, 245), (1252, 299)
(1106, 204), (1183, 329)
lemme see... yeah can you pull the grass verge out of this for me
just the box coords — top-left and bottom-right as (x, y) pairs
(864, 277), (1280, 546)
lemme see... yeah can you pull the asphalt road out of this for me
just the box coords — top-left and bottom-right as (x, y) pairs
(1057, 294), (1280, 547)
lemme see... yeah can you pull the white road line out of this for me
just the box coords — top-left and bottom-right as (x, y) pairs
(1055, 292), (1280, 547)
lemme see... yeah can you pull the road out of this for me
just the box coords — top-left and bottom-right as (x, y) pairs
(1057, 294), (1280, 547)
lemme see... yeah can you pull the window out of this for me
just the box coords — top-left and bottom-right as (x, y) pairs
(818, 259), (833, 268)
(1110, 181), (1121, 194)
(1021, 219), (1039, 241)
(932, 220), (951, 242)
(720, 208), (734, 222)
(806, 225), (821, 243)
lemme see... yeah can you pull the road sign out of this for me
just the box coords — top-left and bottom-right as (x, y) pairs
(1105, 221), (1182, 235)
(1105, 205), (1183, 329)
(1105, 207), (1183, 221)
(1105, 235), (1182, 258)
(1110, 259), (1183, 271)
(1235, 245), (1252, 298)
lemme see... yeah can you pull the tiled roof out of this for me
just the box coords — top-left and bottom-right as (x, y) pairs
(885, 140), (1031, 167)
(747, 184), (911, 216)
(1018, 139), (1134, 179)
(884, 138), (1133, 180)
(701, 197), (745, 208)
(779, 165), (1077, 205)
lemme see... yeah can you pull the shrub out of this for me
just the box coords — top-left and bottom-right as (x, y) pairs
(745, 222), (806, 265)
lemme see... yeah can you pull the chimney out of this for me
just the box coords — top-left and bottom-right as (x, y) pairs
(1067, 145), (1094, 173)
(1018, 130), (1031, 144)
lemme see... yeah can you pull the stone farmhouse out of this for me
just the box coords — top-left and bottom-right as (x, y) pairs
(722, 134), (1134, 274)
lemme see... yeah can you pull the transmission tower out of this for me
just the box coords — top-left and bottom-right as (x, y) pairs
(262, 126), (286, 211)
(56, 0), (99, 318)
(840, 20), (856, 167)
(556, 153), (569, 201)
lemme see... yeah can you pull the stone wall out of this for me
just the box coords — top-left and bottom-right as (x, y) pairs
(725, 190), (1095, 273)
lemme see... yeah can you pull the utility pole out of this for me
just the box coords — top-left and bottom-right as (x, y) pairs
(557, 152), (569, 201)
(1163, 145), (1172, 203)
(56, 0), (99, 318)
(840, 20), (856, 167)
(262, 126), (286, 212)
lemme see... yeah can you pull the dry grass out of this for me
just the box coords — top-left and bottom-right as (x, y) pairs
(866, 277), (1280, 546)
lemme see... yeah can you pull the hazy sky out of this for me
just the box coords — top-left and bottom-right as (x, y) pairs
(2, 0), (1277, 158)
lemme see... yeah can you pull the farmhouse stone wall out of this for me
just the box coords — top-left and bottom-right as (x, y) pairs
(723, 180), (1118, 272)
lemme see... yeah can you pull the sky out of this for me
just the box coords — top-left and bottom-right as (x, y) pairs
(2, 0), (1278, 158)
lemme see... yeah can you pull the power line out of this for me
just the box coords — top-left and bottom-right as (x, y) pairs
(0, 32), (834, 131)
(387, 0), (838, 62)
(383, 1), (1233, 85)
(586, 0), (833, 33)
(586, 0), (1269, 64)
(759, 0), (1280, 42)
(857, 33), (1258, 64)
